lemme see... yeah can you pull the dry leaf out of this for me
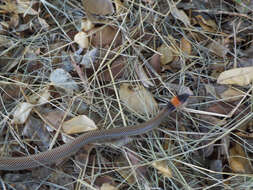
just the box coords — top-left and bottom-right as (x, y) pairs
(42, 110), (65, 131)
(229, 144), (251, 173)
(12, 102), (33, 124)
(119, 83), (158, 115)
(82, 0), (114, 16)
(217, 67), (253, 86)
(9, 14), (19, 28)
(98, 57), (125, 81)
(23, 117), (51, 151)
(50, 68), (79, 93)
(80, 48), (98, 68)
(195, 14), (217, 33)
(17, 0), (38, 16)
(180, 37), (192, 56)
(220, 88), (244, 101)
(149, 53), (161, 73)
(135, 63), (154, 88)
(38, 16), (49, 30)
(157, 44), (175, 65)
(0, 0), (37, 16)
(114, 0), (127, 14)
(170, 3), (190, 26)
(62, 115), (97, 134)
(152, 160), (172, 178)
(208, 39), (229, 57)
(81, 19), (95, 32)
(89, 26), (121, 48)
(29, 87), (50, 105)
(74, 31), (89, 49)
(101, 183), (118, 190)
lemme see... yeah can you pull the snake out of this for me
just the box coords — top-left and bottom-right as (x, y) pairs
(0, 94), (189, 170)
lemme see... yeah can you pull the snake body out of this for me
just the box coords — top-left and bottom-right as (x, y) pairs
(0, 94), (189, 170)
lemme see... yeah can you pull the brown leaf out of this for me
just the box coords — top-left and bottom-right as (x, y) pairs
(98, 57), (126, 81)
(9, 14), (19, 28)
(149, 53), (161, 73)
(42, 110), (65, 130)
(195, 14), (217, 33)
(229, 144), (252, 173)
(180, 36), (192, 56)
(89, 26), (121, 48)
(82, 0), (114, 16)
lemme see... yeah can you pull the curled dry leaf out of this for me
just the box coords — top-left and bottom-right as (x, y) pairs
(62, 115), (97, 134)
(119, 83), (158, 115)
(217, 67), (253, 86)
(152, 160), (172, 178)
(12, 102), (33, 124)
(89, 26), (121, 48)
(82, 0), (114, 16)
(74, 31), (89, 49)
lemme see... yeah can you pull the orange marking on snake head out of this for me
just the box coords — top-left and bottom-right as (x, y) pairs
(171, 96), (182, 107)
